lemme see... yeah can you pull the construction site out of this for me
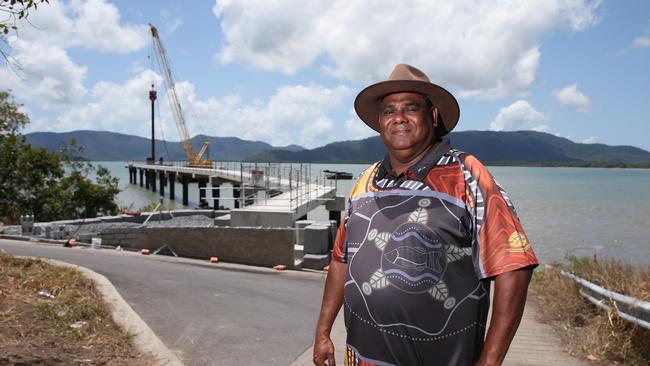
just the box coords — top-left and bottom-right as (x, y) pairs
(1, 24), (350, 271)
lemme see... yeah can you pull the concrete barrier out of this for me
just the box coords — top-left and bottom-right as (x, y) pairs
(99, 226), (296, 268)
(304, 225), (330, 255)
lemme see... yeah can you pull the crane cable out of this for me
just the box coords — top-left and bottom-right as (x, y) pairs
(155, 97), (173, 162)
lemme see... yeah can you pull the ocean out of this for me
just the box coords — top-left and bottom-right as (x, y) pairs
(95, 161), (650, 265)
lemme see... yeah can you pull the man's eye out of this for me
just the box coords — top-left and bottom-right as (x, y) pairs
(406, 105), (419, 112)
(382, 109), (394, 115)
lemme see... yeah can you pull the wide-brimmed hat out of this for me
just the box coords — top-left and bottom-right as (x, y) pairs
(354, 64), (460, 135)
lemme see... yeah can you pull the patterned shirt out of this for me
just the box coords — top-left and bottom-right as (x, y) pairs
(332, 139), (538, 366)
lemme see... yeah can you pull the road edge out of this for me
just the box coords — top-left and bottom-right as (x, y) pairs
(41, 258), (185, 366)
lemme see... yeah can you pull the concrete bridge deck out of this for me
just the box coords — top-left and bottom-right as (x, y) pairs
(127, 161), (339, 227)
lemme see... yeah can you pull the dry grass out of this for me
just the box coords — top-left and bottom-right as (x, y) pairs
(530, 256), (650, 365)
(0, 250), (154, 365)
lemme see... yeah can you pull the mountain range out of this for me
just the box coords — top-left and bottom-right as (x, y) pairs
(24, 130), (650, 166)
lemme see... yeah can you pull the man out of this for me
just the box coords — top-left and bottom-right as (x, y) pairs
(313, 64), (538, 366)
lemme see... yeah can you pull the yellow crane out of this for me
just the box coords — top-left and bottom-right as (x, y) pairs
(149, 24), (212, 168)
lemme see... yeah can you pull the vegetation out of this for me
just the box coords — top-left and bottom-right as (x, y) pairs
(0, 90), (120, 224)
(0, 250), (153, 365)
(530, 256), (650, 365)
(1, 0), (50, 64)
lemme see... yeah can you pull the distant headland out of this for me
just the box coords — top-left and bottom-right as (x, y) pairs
(25, 130), (650, 168)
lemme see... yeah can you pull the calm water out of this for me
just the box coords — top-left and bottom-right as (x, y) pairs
(95, 162), (650, 265)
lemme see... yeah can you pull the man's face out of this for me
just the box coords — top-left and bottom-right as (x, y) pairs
(378, 92), (438, 154)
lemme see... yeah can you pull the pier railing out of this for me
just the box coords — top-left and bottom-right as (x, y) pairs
(560, 270), (650, 330)
(131, 160), (336, 210)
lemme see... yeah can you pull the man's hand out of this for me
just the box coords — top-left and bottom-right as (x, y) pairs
(313, 334), (336, 365)
(313, 259), (347, 366)
(475, 267), (533, 366)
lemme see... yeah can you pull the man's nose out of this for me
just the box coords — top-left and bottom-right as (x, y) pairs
(393, 108), (407, 123)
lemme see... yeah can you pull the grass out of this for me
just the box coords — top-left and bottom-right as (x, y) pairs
(530, 256), (650, 365)
(0, 250), (154, 365)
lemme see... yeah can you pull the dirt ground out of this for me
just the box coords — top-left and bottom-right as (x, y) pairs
(0, 250), (155, 366)
(529, 265), (650, 365)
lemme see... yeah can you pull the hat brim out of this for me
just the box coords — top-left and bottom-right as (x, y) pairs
(354, 80), (460, 135)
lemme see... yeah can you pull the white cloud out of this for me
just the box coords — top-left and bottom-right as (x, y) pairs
(344, 108), (378, 141)
(213, 0), (600, 98)
(177, 83), (353, 147)
(14, 0), (147, 53)
(583, 136), (598, 144)
(553, 83), (591, 112)
(0, 39), (88, 106)
(39, 70), (163, 134)
(490, 100), (549, 132)
(633, 36), (650, 47)
(67, 0), (148, 53)
(0, 0), (148, 108)
(28, 69), (353, 148)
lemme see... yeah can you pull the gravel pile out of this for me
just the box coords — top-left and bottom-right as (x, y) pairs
(143, 215), (215, 228)
(1, 214), (215, 238)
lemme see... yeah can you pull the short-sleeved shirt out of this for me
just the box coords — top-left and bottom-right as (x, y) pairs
(332, 139), (538, 366)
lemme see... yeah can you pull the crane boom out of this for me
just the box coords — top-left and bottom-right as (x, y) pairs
(149, 24), (211, 167)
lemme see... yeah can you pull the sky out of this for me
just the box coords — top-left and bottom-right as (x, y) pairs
(1, 0), (649, 151)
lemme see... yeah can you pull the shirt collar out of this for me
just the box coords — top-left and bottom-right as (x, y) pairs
(376, 138), (451, 182)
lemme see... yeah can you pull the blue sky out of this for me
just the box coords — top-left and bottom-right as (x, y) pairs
(2, 0), (649, 151)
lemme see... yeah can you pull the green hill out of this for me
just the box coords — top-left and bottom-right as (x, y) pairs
(24, 131), (300, 161)
(24, 130), (650, 167)
(247, 130), (650, 166)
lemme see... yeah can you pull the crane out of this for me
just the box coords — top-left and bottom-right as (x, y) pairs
(149, 24), (212, 168)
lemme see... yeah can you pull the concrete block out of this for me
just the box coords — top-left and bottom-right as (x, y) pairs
(213, 210), (230, 218)
(302, 253), (330, 270)
(295, 220), (314, 245)
(214, 214), (231, 227)
(78, 233), (93, 243)
(325, 196), (346, 211)
(21, 215), (34, 235)
(230, 209), (294, 228)
(294, 244), (304, 258)
(304, 225), (330, 254)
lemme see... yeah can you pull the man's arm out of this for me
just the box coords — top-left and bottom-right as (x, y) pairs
(313, 259), (347, 366)
(475, 268), (533, 366)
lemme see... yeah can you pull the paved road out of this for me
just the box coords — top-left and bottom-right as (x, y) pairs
(2, 238), (589, 366)
(0, 239), (326, 366)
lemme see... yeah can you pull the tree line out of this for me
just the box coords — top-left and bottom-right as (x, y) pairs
(0, 90), (120, 224)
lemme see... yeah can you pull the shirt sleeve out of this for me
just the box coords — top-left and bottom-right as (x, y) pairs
(462, 154), (538, 279)
(331, 217), (348, 263)
(332, 163), (380, 264)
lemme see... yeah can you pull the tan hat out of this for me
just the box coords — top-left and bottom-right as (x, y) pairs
(354, 64), (460, 135)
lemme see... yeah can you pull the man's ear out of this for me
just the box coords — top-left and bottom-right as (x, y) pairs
(432, 107), (439, 128)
